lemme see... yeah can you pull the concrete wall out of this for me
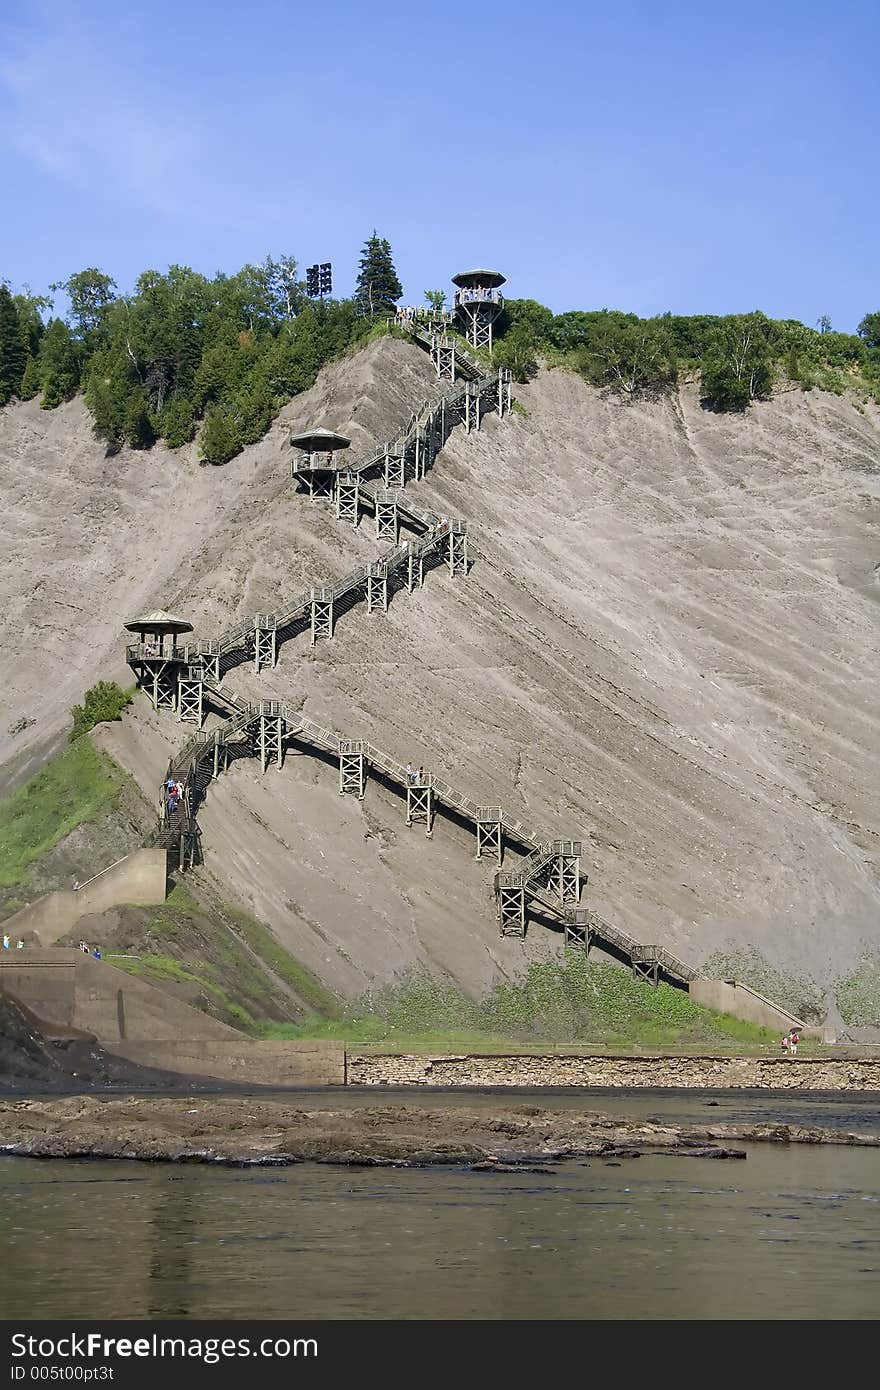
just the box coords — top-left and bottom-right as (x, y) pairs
(0, 949), (238, 1043)
(2, 848), (168, 947)
(111, 1040), (346, 1086)
(689, 978), (806, 1033)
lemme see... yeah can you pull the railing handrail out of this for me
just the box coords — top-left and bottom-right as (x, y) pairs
(74, 855), (131, 893)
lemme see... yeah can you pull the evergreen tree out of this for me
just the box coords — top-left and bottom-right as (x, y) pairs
(19, 355), (41, 400)
(13, 290), (50, 358)
(355, 232), (403, 316)
(0, 284), (26, 404)
(198, 404), (242, 465)
(86, 374), (126, 449)
(159, 396), (195, 448)
(123, 392), (155, 448)
(38, 319), (80, 408)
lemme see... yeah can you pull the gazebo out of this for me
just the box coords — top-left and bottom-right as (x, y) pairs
(451, 270), (506, 350)
(123, 609), (193, 656)
(288, 428), (351, 460)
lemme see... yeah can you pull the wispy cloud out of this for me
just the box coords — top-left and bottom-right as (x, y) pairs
(0, 2), (209, 220)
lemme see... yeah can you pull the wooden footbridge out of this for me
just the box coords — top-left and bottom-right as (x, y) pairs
(128, 316), (698, 988)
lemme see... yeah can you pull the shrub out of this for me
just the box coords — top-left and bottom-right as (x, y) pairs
(70, 681), (132, 741)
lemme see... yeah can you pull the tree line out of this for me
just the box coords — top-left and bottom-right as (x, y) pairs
(0, 233), (405, 464)
(493, 301), (880, 408)
(2, 231), (878, 459)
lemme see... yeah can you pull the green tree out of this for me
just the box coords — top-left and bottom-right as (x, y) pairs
(159, 396), (195, 448)
(70, 681), (132, 741)
(355, 232), (403, 316)
(857, 311), (880, 349)
(0, 284), (26, 403)
(123, 391), (155, 448)
(13, 289), (50, 357)
(233, 380), (274, 445)
(817, 315), (833, 334)
(424, 289), (446, 312)
(199, 403), (242, 465)
(500, 298), (554, 341)
(262, 255), (302, 319)
(577, 313), (676, 395)
(546, 310), (603, 352)
(38, 319), (80, 408)
(700, 313), (775, 410)
(493, 323), (539, 382)
(18, 355), (41, 400)
(56, 268), (117, 340)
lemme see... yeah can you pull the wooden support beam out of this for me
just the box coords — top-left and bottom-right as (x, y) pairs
(498, 883), (526, 937)
(553, 851), (581, 906)
(335, 474), (360, 526)
(375, 495), (398, 543)
(406, 547), (424, 593)
(253, 619), (277, 674)
(366, 571), (388, 614)
(447, 528), (468, 577)
(406, 782), (433, 836)
(339, 743), (366, 799)
(476, 818), (503, 866)
(177, 676), (204, 728)
(310, 590), (333, 645)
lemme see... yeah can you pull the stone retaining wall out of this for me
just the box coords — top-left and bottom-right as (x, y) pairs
(348, 1053), (880, 1090)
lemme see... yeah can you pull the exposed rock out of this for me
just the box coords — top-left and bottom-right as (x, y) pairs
(0, 1095), (874, 1167)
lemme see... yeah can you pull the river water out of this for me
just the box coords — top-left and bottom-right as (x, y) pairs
(1, 1090), (879, 1320)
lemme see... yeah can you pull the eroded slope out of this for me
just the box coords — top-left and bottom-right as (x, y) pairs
(2, 339), (878, 1005)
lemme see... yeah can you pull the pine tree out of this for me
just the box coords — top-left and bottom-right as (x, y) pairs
(0, 284), (26, 404)
(198, 404), (242, 465)
(159, 396), (195, 448)
(123, 392), (155, 448)
(19, 355), (41, 400)
(355, 232), (403, 316)
(38, 319), (80, 408)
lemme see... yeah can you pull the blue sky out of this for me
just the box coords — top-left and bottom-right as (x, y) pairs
(1, 0), (877, 330)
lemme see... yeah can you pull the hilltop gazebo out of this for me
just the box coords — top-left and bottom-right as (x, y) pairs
(124, 609), (193, 655)
(452, 269), (506, 351)
(289, 427), (351, 497)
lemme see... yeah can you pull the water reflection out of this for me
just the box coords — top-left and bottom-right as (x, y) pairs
(1, 1138), (879, 1319)
(149, 1179), (195, 1319)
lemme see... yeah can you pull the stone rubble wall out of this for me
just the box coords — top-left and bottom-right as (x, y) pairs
(348, 1053), (880, 1090)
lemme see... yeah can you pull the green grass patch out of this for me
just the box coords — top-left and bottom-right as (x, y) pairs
(229, 909), (340, 1017)
(108, 951), (256, 1032)
(164, 883), (201, 914)
(0, 740), (124, 888)
(259, 955), (781, 1049)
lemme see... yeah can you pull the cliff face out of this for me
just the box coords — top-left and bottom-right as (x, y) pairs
(2, 339), (878, 1006)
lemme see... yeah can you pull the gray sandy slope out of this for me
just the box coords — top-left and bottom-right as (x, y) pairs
(1, 339), (878, 1005)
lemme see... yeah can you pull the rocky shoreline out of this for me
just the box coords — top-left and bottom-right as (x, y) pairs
(2, 1096), (878, 1167)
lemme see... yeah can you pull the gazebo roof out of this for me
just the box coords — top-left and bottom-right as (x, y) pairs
(123, 609), (194, 634)
(289, 428), (351, 453)
(451, 269), (506, 289)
